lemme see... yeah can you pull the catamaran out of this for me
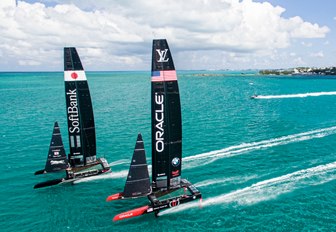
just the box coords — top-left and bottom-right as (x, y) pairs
(106, 39), (202, 221)
(34, 47), (110, 189)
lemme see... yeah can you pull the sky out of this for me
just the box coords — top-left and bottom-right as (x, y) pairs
(0, 0), (335, 71)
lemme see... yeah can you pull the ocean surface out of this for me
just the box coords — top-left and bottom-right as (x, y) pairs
(1, 71), (336, 231)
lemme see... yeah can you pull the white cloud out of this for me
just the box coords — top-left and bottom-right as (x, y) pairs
(310, 51), (324, 58)
(0, 0), (16, 8)
(287, 16), (328, 38)
(0, 0), (330, 70)
(293, 57), (305, 66)
(18, 59), (41, 66)
(301, 42), (313, 47)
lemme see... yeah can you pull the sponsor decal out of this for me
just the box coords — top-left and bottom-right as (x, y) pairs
(53, 151), (60, 157)
(156, 49), (169, 62)
(66, 89), (80, 133)
(50, 160), (66, 165)
(71, 72), (78, 79)
(171, 157), (180, 167)
(154, 93), (164, 152)
(169, 199), (180, 207)
(119, 212), (133, 219)
(171, 170), (179, 177)
(64, 70), (86, 81)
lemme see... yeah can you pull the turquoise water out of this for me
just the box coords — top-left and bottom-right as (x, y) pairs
(1, 71), (336, 231)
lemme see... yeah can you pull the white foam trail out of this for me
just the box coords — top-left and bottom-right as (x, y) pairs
(183, 126), (336, 168)
(108, 159), (129, 166)
(194, 174), (259, 188)
(73, 170), (128, 184)
(255, 91), (336, 99)
(160, 161), (336, 216)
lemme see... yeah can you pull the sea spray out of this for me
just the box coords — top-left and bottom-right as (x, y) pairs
(183, 126), (336, 169)
(108, 159), (129, 166)
(194, 174), (260, 188)
(159, 161), (336, 216)
(254, 91), (336, 99)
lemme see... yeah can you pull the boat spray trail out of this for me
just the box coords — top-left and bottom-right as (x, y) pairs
(108, 159), (129, 166)
(254, 91), (336, 99)
(159, 161), (336, 216)
(184, 126), (336, 169)
(194, 174), (260, 188)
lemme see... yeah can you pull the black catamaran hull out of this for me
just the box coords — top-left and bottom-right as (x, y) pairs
(113, 179), (202, 221)
(34, 178), (65, 189)
(34, 158), (110, 189)
(34, 169), (47, 175)
(33, 170), (110, 189)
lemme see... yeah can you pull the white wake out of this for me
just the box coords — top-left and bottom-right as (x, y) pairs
(183, 126), (336, 168)
(108, 159), (129, 166)
(159, 161), (336, 216)
(254, 91), (336, 99)
(194, 174), (259, 188)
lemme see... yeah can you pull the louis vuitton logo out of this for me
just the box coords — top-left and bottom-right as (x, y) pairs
(156, 49), (169, 62)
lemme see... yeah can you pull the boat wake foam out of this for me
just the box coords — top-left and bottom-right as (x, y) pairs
(194, 174), (259, 188)
(183, 126), (336, 168)
(108, 159), (129, 166)
(159, 161), (336, 216)
(254, 91), (336, 99)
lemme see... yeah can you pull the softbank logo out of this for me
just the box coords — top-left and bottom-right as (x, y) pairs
(156, 49), (169, 62)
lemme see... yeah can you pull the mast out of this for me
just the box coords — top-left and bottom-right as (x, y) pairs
(151, 39), (182, 191)
(64, 47), (96, 167)
(44, 121), (68, 172)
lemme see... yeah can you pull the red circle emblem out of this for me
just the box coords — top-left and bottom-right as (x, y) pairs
(71, 72), (78, 79)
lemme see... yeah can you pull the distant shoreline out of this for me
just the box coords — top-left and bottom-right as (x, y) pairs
(259, 67), (336, 76)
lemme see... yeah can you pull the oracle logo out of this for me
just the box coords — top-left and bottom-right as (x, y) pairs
(154, 93), (164, 152)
